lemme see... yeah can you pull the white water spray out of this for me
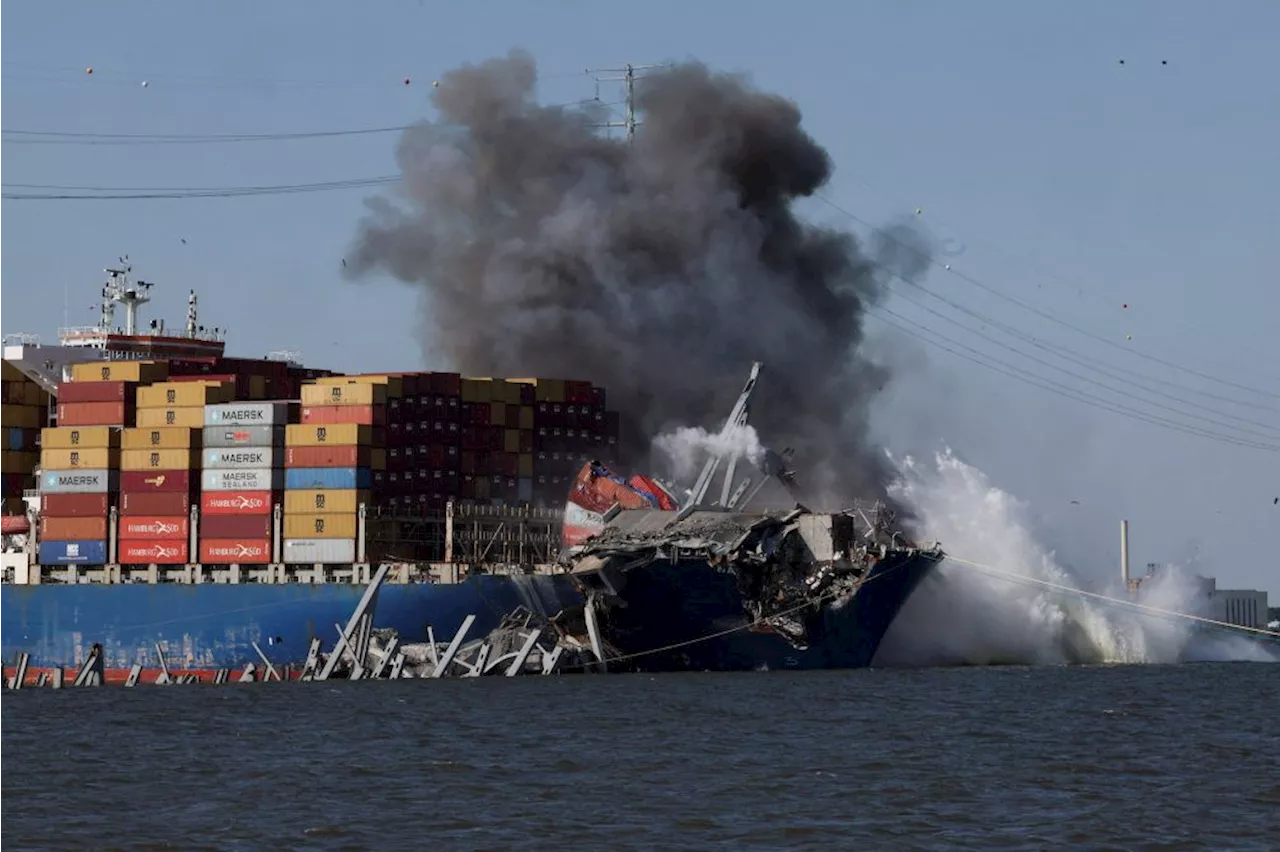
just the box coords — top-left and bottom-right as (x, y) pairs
(875, 448), (1272, 666)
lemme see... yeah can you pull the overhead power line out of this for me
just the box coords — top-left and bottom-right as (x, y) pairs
(817, 193), (1280, 403)
(1, 99), (623, 147)
(868, 307), (1279, 453)
(2, 176), (399, 200)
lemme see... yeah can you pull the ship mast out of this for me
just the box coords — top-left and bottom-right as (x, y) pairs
(99, 256), (154, 335)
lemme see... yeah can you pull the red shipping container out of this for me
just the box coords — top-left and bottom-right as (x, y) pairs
(57, 401), (130, 426)
(57, 381), (135, 404)
(41, 493), (110, 517)
(119, 516), (189, 540)
(118, 539), (188, 564)
(40, 516), (108, 540)
(120, 491), (191, 516)
(201, 491), (274, 515)
(202, 513), (271, 538)
(120, 469), (192, 493)
(300, 404), (386, 426)
(200, 538), (271, 564)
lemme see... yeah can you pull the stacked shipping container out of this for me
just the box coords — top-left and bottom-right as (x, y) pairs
(199, 402), (290, 564)
(117, 380), (229, 565)
(36, 426), (117, 564)
(284, 377), (388, 564)
(1, 361), (48, 515)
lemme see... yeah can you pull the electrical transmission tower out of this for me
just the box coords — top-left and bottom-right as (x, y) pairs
(586, 63), (665, 142)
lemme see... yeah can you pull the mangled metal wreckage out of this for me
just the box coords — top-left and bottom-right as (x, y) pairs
(544, 361), (946, 673)
(555, 501), (944, 672)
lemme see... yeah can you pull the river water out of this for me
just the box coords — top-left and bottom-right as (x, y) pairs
(3, 663), (1277, 851)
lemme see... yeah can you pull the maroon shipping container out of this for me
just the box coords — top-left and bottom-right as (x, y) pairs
(40, 493), (110, 517)
(120, 469), (192, 493)
(429, 372), (461, 397)
(202, 513), (271, 539)
(120, 491), (191, 516)
(56, 381), (136, 404)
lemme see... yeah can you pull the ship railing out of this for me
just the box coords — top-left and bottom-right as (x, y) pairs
(3, 333), (41, 347)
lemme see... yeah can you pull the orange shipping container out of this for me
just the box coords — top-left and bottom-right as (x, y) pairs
(120, 448), (200, 471)
(283, 513), (357, 539)
(300, 382), (386, 407)
(69, 360), (168, 383)
(121, 427), (201, 450)
(134, 406), (204, 428)
(285, 424), (379, 447)
(40, 516), (108, 541)
(56, 401), (130, 426)
(285, 446), (385, 469)
(299, 404), (386, 426)
(200, 538), (271, 564)
(40, 448), (119, 470)
(137, 381), (233, 409)
(40, 426), (119, 449)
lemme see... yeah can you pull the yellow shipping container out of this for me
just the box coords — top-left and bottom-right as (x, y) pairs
(507, 378), (566, 403)
(283, 513), (357, 539)
(460, 378), (493, 404)
(314, 374), (404, 398)
(489, 401), (507, 427)
(518, 453), (534, 478)
(137, 381), (233, 409)
(1, 360), (25, 382)
(492, 381), (520, 405)
(283, 489), (371, 515)
(285, 423), (374, 447)
(503, 429), (520, 454)
(121, 427), (200, 450)
(69, 360), (168, 384)
(40, 448), (118, 470)
(40, 426), (119, 449)
(135, 406), (205, 428)
(120, 448), (199, 471)
(1, 451), (39, 474)
(1, 404), (41, 429)
(300, 382), (387, 407)
(518, 406), (534, 430)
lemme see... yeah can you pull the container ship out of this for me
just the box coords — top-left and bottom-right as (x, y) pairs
(2, 263), (943, 679)
(1, 263), (599, 680)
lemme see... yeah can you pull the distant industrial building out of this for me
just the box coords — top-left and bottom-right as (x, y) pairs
(1134, 562), (1269, 629)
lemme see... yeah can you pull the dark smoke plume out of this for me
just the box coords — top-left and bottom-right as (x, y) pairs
(347, 49), (931, 507)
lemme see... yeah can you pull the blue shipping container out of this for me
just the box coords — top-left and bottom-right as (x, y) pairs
(284, 467), (372, 491)
(39, 539), (108, 565)
(6, 428), (27, 451)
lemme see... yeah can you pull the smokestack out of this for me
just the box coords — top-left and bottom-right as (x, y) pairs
(1120, 519), (1130, 590)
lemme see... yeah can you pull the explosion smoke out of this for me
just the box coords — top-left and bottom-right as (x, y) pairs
(348, 49), (931, 505)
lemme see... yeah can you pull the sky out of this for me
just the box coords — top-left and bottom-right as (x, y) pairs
(3, 1), (1278, 593)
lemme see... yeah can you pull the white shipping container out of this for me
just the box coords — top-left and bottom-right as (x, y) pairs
(283, 537), (356, 565)
(203, 447), (276, 469)
(201, 468), (284, 491)
(40, 469), (117, 494)
(204, 402), (291, 426)
(202, 424), (284, 448)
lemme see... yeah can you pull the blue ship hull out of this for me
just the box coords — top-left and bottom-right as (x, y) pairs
(590, 549), (941, 672)
(1, 574), (583, 671)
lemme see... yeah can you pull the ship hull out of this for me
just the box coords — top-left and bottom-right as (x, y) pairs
(1, 573), (582, 673)
(586, 548), (941, 672)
